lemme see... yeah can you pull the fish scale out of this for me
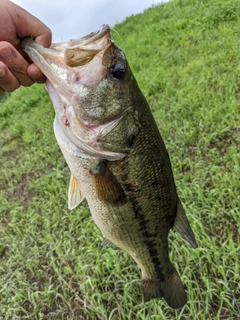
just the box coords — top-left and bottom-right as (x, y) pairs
(22, 24), (197, 309)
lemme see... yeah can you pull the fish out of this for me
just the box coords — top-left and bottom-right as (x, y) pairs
(22, 24), (197, 309)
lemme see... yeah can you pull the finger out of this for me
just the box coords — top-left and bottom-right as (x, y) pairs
(10, 2), (52, 48)
(27, 63), (46, 84)
(0, 62), (20, 93)
(34, 30), (52, 48)
(0, 87), (5, 96)
(0, 42), (34, 87)
(0, 66), (5, 95)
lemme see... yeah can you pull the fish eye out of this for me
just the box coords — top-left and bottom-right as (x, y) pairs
(110, 63), (126, 80)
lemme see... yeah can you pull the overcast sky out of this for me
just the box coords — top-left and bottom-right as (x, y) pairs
(12, 0), (168, 43)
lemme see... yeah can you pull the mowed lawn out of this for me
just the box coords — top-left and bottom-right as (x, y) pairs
(0, 0), (239, 319)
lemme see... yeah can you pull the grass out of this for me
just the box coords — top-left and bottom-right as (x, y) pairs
(0, 0), (239, 318)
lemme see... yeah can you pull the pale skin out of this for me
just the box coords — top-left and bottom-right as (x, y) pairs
(0, 0), (52, 96)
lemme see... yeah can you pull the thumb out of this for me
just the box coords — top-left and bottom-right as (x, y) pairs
(9, 2), (52, 48)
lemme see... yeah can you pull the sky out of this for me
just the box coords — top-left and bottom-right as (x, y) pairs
(12, 0), (168, 43)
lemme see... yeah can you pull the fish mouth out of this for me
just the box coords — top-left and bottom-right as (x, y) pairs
(22, 25), (126, 161)
(22, 24), (112, 92)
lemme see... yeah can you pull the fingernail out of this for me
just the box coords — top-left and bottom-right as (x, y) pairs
(0, 67), (5, 78)
(0, 46), (13, 61)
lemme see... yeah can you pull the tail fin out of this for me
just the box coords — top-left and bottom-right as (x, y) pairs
(142, 268), (187, 309)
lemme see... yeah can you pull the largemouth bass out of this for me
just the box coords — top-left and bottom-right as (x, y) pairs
(22, 25), (197, 309)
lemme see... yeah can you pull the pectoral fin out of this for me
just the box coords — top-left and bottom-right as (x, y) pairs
(68, 175), (85, 210)
(173, 199), (197, 249)
(90, 161), (127, 206)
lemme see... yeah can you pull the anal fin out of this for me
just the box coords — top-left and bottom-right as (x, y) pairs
(173, 199), (197, 249)
(68, 175), (85, 210)
(90, 161), (127, 206)
(142, 268), (187, 309)
(101, 237), (115, 247)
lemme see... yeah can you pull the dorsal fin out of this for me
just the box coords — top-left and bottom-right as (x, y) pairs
(68, 175), (85, 210)
(173, 199), (197, 249)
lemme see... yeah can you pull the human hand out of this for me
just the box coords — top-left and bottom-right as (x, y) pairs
(0, 0), (52, 95)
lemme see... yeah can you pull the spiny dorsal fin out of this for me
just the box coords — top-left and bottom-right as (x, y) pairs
(173, 199), (197, 249)
(90, 161), (127, 206)
(142, 268), (187, 309)
(68, 175), (85, 210)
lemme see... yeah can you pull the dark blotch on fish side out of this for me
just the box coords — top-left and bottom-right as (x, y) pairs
(129, 196), (165, 281)
(129, 195), (188, 308)
(125, 134), (137, 148)
(124, 183), (139, 195)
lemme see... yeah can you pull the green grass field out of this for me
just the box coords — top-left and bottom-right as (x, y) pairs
(0, 0), (239, 319)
